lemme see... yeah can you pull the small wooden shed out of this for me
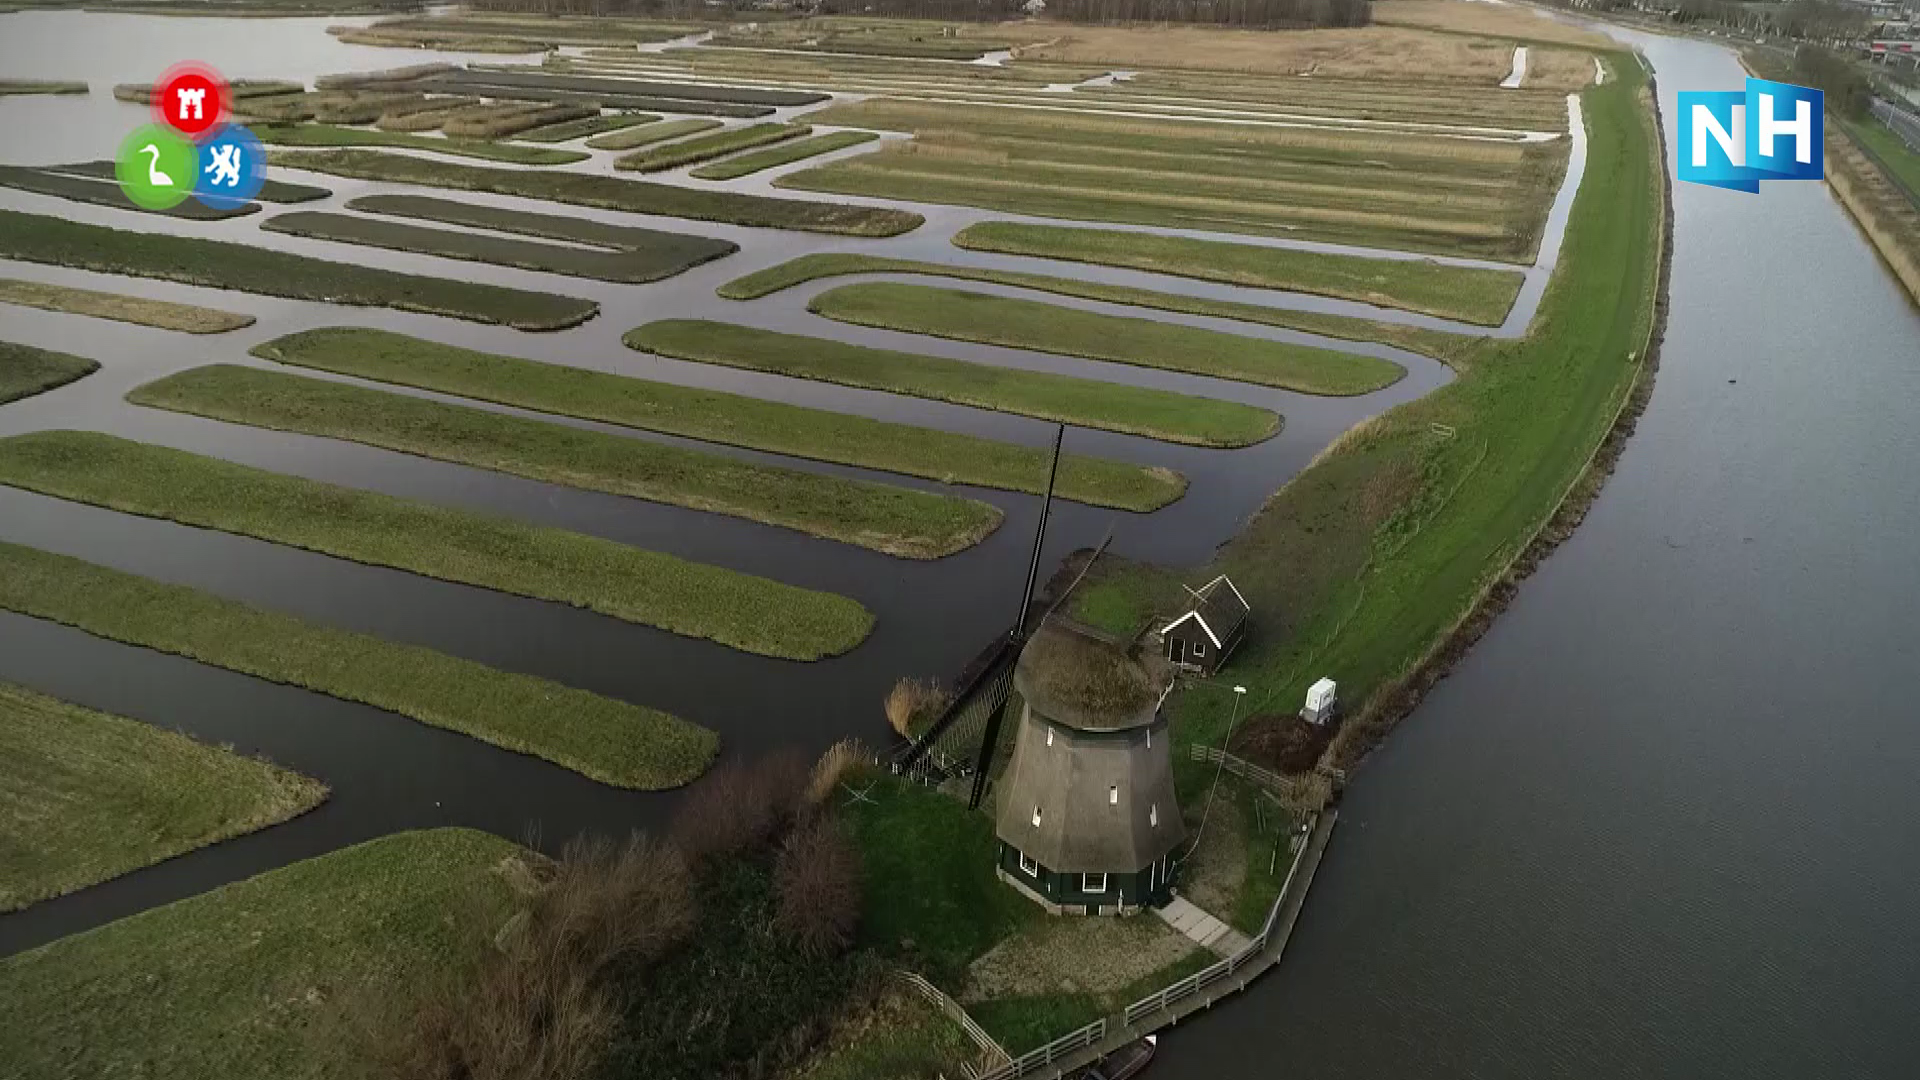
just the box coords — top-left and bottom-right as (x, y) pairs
(1157, 575), (1250, 675)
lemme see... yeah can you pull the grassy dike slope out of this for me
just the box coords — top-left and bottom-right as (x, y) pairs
(1, 341), (98, 405)
(0, 682), (326, 912)
(0, 431), (871, 661)
(625, 320), (1282, 448)
(0, 830), (523, 1080)
(250, 328), (1184, 512)
(1163, 58), (1664, 766)
(0, 542), (716, 788)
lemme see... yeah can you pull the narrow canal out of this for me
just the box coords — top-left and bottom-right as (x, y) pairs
(1154, 27), (1920, 1080)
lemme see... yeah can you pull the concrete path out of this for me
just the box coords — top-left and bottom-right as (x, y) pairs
(1156, 895), (1252, 957)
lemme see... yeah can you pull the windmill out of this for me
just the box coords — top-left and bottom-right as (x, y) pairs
(893, 425), (1106, 810)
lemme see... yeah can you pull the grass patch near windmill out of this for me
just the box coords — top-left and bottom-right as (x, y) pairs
(1, 341), (99, 405)
(249, 327), (1185, 513)
(585, 116), (722, 150)
(0, 540), (717, 788)
(0, 279), (255, 334)
(808, 283), (1405, 396)
(130, 365), (1004, 560)
(0, 209), (598, 331)
(0, 681), (327, 913)
(717, 253), (1479, 365)
(271, 148), (923, 236)
(953, 222), (1525, 327)
(252, 122), (590, 165)
(691, 131), (879, 180)
(626, 319), (1282, 448)
(616, 122), (812, 172)
(0, 431), (873, 661)
(0, 829), (527, 1080)
(516, 110), (659, 142)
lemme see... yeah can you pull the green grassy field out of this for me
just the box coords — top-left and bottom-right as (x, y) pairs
(272, 148), (923, 236)
(516, 110), (658, 142)
(691, 131), (878, 180)
(0, 540), (717, 788)
(0, 430), (872, 660)
(793, 984), (974, 1080)
(252, 122), (590, 164)
(718, 253), (1479, 364)
(1844, 114), (1920, 199)
(626, 319), (1281, 447)
(0, 79), (86, 95)
(1, 341), (98, 405)
(0, 165), (255, 220)
(261, 209), (724, 285)
(443, 102), (600, 138)
(0, 829), (522, 1080)
(0, 682), (326, 912)
(809, 283), (1405, 395)
(616, 122), (812, 172)
(43, 159), (330, 203)
(345, 193), (737, 266)
(251, 327), (1185, 512)
(0, 210), (599, 331)
(131, 365), (1003, 560)
(0, 278), (254, 334)
(953, 222), (1525, 326)
(1148, 58), (1663, 773)
(585, 116), (722, 150)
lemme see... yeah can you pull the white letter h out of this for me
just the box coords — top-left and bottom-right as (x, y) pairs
(1756, 93), (1812, 165)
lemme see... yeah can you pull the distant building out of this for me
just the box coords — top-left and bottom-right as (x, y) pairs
(995, 624), (1184, 915)
(1157, 575), (1250, 675)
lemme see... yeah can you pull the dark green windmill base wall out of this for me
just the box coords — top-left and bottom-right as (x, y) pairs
(996, 842), (1172, 915)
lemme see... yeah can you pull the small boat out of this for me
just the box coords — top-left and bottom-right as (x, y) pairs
(1072, 1034), (1156, 1080)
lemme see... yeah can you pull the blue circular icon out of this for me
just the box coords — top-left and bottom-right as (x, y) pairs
(192, 124), (265, 210)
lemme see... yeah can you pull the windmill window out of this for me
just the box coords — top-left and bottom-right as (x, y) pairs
(1031, 806), (1042, 828)
(1192, 641), (1206, 658)
(1046, 727), (1054, 747)
(1150, 804), (1159, 828)
(1146, 729), (1152, 749)
(1018, 851), (1039, 877)
(1083, 872), (1108, 894)
(1109, 785), (1119, 806)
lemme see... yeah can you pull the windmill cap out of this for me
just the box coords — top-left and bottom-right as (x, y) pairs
(1012, 622), (1160, 732)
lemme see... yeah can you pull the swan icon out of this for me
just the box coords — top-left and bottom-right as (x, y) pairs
(139, 143), (172, 188)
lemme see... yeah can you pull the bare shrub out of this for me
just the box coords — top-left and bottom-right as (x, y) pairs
(670, 752), (810, 865)
(806, 738), (870, 807)
(1232, 713), (1334, 774)
(774, 818), (863, 958)
(374, 834), (695, 1080)
(884, 677), (947, 738)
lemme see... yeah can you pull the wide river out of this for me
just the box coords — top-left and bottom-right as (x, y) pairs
(1155, 25), (1920, 1080)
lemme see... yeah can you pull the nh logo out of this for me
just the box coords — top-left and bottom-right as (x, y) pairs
(1678, 78), (1823, 192)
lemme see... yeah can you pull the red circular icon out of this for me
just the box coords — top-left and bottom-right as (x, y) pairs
(152, 62), (228, 139)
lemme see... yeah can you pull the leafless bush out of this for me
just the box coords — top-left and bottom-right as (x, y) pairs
(670, 752), (810, 865)
(884, 677), (947, 738)
(806, 739), (869, 807)
(373, 834), (695, 1080)
(773, 818), (863, 958)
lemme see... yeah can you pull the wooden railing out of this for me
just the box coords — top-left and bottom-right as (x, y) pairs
(973, 1018), (1107, 1080)
(1190, 743), (1286, 790)
(896, 971), (1010, 1072)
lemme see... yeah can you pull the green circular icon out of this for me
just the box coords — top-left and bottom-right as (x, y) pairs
(115, 125), (199, 211)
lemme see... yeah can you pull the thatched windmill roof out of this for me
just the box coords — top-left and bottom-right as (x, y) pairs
(1011, 622), (1160, 732)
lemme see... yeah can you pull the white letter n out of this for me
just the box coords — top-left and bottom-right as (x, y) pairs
(1693, 102), (1744, 167)
(1757, 93), (1812, 165)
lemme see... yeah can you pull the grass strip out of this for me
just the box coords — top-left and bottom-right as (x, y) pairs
(44, 159), (330, 203)
(272, 148), (922, 237)
(626, 319), (1281, 448)
(0, 430), (873, 660)
(131, 365), (1003, 560)
(261, 209), (718, 285)
(0, 681), (326, 913)
(442, 102), (598, 138)
(616, 122), (811, 173)
(345, 194), (738, 272)
(252, 122), (589, 165)
(0, 539), (717, 787)
(411, 76), (775, 118)
(1, 340), (98, 405)
(953, 222), (1524, 327)
(436, 67), (827, 107)
(691, 130), (878, 180)
(0, 164), (255, 220)
(0, 79), (86, 95)
(0, 829), (522, 1080)
(0, 278), (254, 334)
(586, 116), (722, 150)
(810, 283), (1405, 396)
(516, 110), (659, 142)
(0, 209), (599, 331)
(251, 327), (1184, 512)
(717, 252), (1477, 365)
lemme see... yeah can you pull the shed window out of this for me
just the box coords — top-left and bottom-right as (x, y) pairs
(1031, 806), (1042, 828)
(1019, 851), (1039, 877)
(1109, 785), (1119, 806)
(1082, 872), (1108, 894)
(1192, 641), (1206, 658)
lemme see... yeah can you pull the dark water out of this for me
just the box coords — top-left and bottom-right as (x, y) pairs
(1153, 29), (1920, 1080)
